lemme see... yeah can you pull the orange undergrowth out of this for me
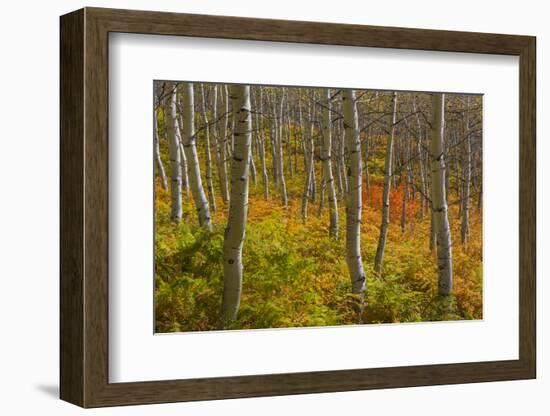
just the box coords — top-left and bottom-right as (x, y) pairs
(155, 135), (482, 332)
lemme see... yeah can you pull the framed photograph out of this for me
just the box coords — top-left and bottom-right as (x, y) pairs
(60, 7), (536, 408)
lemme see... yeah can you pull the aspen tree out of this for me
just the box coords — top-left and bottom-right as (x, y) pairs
(277, 89), (288, 206)
(257, 87), (269, 199)
(413, 96), (427, 219)
(461, 100), (471, 245)
(321, 89), (339, 239)
(302, 93), (315, 221)
(211, 85), (228, 206)
(220, 85), (252, 325)
(218, 85), (230, 204)
(430, 93), (453, 295)
(343, 89), (366, 298)
(200, 84), (217, 214)
(163, 81), (182, 222)
(153, 108), (168, 190)
(180, 82), (212, 230)
(374, 92), (398, 273)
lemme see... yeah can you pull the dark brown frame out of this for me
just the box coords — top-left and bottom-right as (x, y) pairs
(60, 7), (536, 408)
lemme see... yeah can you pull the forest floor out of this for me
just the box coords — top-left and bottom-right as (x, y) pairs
(154, 161), (483, 332)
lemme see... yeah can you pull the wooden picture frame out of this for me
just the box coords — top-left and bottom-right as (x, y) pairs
(60, 7), (536, 408)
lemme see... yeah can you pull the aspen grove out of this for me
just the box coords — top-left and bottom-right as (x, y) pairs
(154, 82), (483, 332)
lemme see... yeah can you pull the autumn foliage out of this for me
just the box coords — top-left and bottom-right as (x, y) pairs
(155, 146), (482, 332)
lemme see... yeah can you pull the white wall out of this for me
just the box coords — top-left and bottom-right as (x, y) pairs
(0, 0), (545, 414)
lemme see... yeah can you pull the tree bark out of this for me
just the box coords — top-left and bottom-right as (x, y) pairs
(256, 87), (269, 199)
(277, 89), (288, 206)
(461, 103), (471, 245)
(220, 85), (252, 326)
(153, 107), (168, 190)
(343, 89), (366, 298)
(364, 126), (371, 193)
(302, 95), (315, 221)
(180, 82), (213, 230)
(162, 82), (183, 222)
(200, 84), (217, 214)
(212, 85), (229, 207)
(413, 96), (427, 220)
(430, 93), (453, 295)
(321, 89), (339, 239)
(339, 127), (348, 197)
(401, 130), (412, 233)
(334, 122), (344, 198)
(218, 86), (230, 204)
(374, 92), (398, 273)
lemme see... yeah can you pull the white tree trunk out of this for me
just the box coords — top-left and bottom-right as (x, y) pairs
(276, 89), (288, 206)
(249, 152), (257, 185)
(220, 85), (252, 326)
(177, 137), (190, 197)
(430, 93), (453, 295)
(401, 131), (413, 233)
(200, 84), (217, 214)
(343, 90), (366, 298)
(414, 96), (427, 220)
(212, 85), (232, 206)
(257, 87), (269, 199)
(218, 85), (230, 204)
(301, 97), (315, 222)
(340, 128), (348, 196)
(374, 92), (398, 273)
(153, 108), (168, 190)
(163, 82), (183, 222)
(461, 103), (471, 245)
(364, 127), (371, 192)
(334, 124), (344, 198)
(180, 82), (213, 230)
(321, 89), (339, 239)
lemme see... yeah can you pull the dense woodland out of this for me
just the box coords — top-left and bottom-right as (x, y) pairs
(154, 81), (483, 332)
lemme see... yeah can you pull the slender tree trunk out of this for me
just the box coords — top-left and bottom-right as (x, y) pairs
(278, 89), (288, 206)
(401, 134), (412, 233)
(374, 92), (398, 273)
(163, 82), (183, 222)
(416, 98), (430, 221)
(430, 93), (453, 295)
(269, 92), (280, 189)
(309, 151), (317, 203)
(218, 86), (230, 204)
(180, 82), (213, 230)
(444, 151), (450, 202)
(340, 128), (348, 196)
(249, 153), (257, 185)
(286, 101), (294, 178)
(335, 123), (344, 198)
(177, 138), (190, 197)
(302, 97), (314, 221)
(298, 97), (307, 174)
(343, 89), (366, 299)
(248, 103), (257, 187)
(257, 88), (269, 199)
(461, 106), (471, 245)
(220, 85), (252, 326)
(414, 101), (427, 220)
(153, 108), (168, 190)
(364, 126), (371, 193)
(212, 85), (229, 206)
(200, 84), (217, 214)
(321, 89), (339, 239)
(176, 116), (191, 198)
